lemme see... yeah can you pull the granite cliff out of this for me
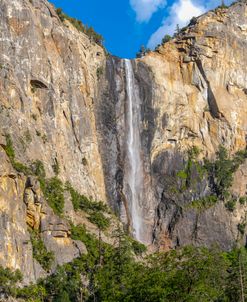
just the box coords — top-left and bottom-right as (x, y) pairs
(0, 0), (246, 285)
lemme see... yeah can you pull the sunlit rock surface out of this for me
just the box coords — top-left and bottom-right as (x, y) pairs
(0, 0), (247, 284)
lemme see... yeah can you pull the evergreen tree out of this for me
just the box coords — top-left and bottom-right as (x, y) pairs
(136, 45), (150, 58)
(162, 35), (172, 44)
(175, 24), (180, 36)
(226, 248), (247, 302)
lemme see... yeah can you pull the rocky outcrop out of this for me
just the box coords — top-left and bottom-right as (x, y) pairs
(0, 139), (87, 283)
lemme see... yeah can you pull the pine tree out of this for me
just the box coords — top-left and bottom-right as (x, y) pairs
(175, 24), (180, 35)
(221, 0), (227, 8)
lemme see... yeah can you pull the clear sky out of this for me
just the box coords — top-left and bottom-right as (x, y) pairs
(51, 0), (234, 59)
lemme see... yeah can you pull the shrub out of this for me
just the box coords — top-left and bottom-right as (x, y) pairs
(189, 195), (218, 211)
(66, 183), (110, 229)
(204, 146), (247, 199)
(29, 228), (54, 271)
(0, 266), (22, 297)
(219, 0), (228, 9)
(17, 284), (47, 302)
(3, 134), (31, 175)
(189, 17), (197, 26)
(32, 160), (46, 179)
(70, 223), (99, 258)
(237, 223), (246, 235)
(4, 134), (15, 160)
(52, 160), (60, 175)
(225, 199), (237, 212)
(43, 177), (64, 216)
(131, 239), (147, 256)
(56, 8), (104, 46)
(65, 182), (107, 213)
(136, 45), (151, 58)
(177, 170), (188, 180)
(162, 35), (172, 44)
(177, 146), (203, 191)
(239, 196), (247, 205)
(88, 212), (110, 230)
(12, 161), (30, 174)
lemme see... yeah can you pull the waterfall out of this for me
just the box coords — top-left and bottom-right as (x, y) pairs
(124, 59), (144, 242)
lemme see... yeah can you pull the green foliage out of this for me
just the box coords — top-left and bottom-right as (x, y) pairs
(130, 238), (147, 255)
(31, 160), (46, 179)
(188, 195), (218, 211)
(0, 266), (22, 297)
(219, 0), (228, 8)
(177, 146), (203, 191)
(5, 242), (247, 302)
(23, 159), (63, 215)
(162, 35), (172, 44)
(3, 134), (31, 174)
(175, 23), (181, 35)
(136, 45), (151, 58)
(225, 248), (247, 302)
(204, 146), (247, 199)
(12, 161), (31, 174)
(88, 212), (110, 230)
(188, 145), (200, 158)
(225, 199), (237, 212)
(65, 182), (109, 230)
(17, 283), (47, 302)
(4, 134), (15, 160)
(42, 177), (64, 216)
(29, 228), (54, 271)
(66, 182), (107, 212)
(56, 8), (104, 46)
(39, 258), (88, 302)
(177, 170), (187, 180)
(52, 159), (60, 175)
(70, 223), (100, 258)
(239, 196), (247, 205)
(3, 135), (63, 215)
(238, 223), (246, 235)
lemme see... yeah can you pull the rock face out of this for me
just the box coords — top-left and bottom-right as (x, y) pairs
(141, 2), (247, 250)
(0, 0), (106, 200)
(0, 0), (103, 283)
(96, 58), (156, 244)
(97, 1), (247, 248)
(0, 0), (247, 284)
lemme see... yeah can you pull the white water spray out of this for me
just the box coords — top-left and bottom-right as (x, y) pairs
(124, 59), (144, 242)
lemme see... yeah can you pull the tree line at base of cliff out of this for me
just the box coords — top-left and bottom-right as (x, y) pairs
(1, 235), (247, 302)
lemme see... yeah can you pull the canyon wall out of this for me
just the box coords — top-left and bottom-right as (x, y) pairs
(0, 0), (247, 284)
(97, 1), (247, 249)
(0, 0), (106, 283)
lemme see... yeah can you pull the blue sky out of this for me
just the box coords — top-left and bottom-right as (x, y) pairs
(51, 0), (234, 58)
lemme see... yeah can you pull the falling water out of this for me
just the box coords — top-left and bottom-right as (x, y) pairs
(124, 59), (144, 242)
